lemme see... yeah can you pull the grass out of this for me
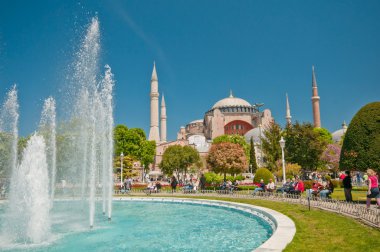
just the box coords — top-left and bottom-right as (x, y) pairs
(142, 195), (380, 252)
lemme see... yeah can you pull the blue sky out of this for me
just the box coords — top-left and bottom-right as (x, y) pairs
(0, 0), (379, 140)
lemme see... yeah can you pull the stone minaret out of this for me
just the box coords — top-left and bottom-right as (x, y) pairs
(160, 93), (167, 143)
(285, 93), (292, 126)
(149, 62), (160, 143)
(311, 66), (321, 128)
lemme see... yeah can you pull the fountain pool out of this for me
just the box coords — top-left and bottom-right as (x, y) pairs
(0, 198), (284, 252)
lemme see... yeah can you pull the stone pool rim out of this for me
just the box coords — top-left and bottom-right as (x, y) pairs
(115, 197), (296, 252)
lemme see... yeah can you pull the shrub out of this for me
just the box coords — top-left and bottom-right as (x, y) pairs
(253, 168), (274, 184)
(237, 185), (257, 190)
(340, 102), (380, 172)
(226, 174), (245, 182)
(204, 172), (223, 185)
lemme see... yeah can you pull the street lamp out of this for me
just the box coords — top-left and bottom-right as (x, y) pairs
(120, 152), (124, 186)
(279, 137), (286, 184)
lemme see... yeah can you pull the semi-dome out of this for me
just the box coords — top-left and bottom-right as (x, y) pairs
(212, 91), (251, 109)
(244, 127), (265, 143)
(332, 121), (348, 143)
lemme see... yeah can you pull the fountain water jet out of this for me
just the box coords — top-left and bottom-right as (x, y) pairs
(39, 97), (57, 201)
(4, 134), (50, 244)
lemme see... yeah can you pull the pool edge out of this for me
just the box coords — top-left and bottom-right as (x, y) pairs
(114, 197), (296, 252)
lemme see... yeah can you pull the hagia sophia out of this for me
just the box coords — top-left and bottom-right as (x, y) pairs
(146, 62), (347, 175)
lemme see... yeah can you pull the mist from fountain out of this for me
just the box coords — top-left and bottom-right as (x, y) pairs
(4, 134), (51, 244)
(39, 97), (57, 201)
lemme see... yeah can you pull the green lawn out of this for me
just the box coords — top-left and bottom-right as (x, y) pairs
(145, 195), (380, 252)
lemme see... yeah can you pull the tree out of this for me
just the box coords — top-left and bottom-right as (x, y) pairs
(159, 145), (200, 177)
(274, 162), (301, 180)
(206, 142), (247, 180)
(113, 155), (137, 180)
(213, 134), (250, 163)
(313, 127), (333, 146)
(249, 137), (258, 173)
(321, 144), (341, 173)
(340, 102), (380, 172)
(253, 167), (274, 184)
(0, 132), (12, 177)
(284, 122), (326, 171)
(113, 124), (156, 170)
(261, 122), (282, 171)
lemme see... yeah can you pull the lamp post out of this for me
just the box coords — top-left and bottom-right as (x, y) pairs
(279, 137), (286, 184)
(120, 152), (124, 186)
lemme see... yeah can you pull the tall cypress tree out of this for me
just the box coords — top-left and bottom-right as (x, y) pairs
(249, 137), (258, 173)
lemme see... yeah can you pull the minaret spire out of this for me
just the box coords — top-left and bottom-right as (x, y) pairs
(151, 61), (158, 81)
(229, 89), (234, 98)
(160, 93), (167, 143)
(311, 65), (321, 128)
(285, 93), (292, 126)
(149, 61), (160, 143)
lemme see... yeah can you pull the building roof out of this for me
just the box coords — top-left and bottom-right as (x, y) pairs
(244, 127), (265, 143)
(212, 92), (251, 109)
(332, 121), (348, 143)
(189, 119), (203, 124)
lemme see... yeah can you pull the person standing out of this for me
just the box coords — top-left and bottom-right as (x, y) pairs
(170, 176), (178, 193)
(366, 169), (380, 209)
(199, 173), (206, 192)
(343, 170), (353, 202)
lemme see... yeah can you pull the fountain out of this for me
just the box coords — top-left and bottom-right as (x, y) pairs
(0, 16), (115, 246)
(0, 16), (290, 252)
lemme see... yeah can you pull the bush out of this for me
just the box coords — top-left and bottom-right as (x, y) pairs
(237, 185), (257, 190)
(253, 168), (274, 184)
(204, 172), (223, 185)
(340, 102), (380, 172)
(225, 174), (245, 182)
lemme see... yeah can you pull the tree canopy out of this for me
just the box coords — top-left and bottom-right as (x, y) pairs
(159, 145), (200, 176)
(113, 124), (156, 168)
(340, 102), (380, 172)
(213, 134), (250, 163)
(261, 122), (282, 171)
(284, 122), (327, 170)
(207, 142), (247, 180)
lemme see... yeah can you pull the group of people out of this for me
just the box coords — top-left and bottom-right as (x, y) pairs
(121, 177), (133, 192)
(169, 174), (207, 193)
(340, 169), (380, 209)
(306, 179), (334, 199)
(219, 180), (239, 192)
(253, 177), (305, 195)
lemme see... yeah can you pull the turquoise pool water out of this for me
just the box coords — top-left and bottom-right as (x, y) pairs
(1, 200), (273, 251)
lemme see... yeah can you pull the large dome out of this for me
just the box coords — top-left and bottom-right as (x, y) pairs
(212, 92), (251, 109)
